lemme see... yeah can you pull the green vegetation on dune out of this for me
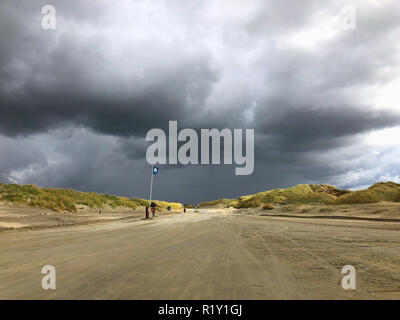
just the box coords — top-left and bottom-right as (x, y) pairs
(2, 181), (398, 213)
(262, 203), (274, 210)
(152, 200), (182, 210)
(333, 182), (400, 204)
(0, 182), (182, 213)
(198, 198), (231, 207)
(228, 184), (346, 208)
(198, 182), (400, 209)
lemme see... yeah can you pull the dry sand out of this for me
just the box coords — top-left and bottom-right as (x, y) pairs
(239, 201), (400, 221)
(0, 204), (399, 299)
(0, 204), (180, 231)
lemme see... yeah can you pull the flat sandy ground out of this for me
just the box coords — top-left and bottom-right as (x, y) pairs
(0, 204), (178, 231)
(0, 207), (399, 299)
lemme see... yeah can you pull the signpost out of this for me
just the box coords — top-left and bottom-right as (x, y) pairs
(149, 166), (159, 205)
(146, 166), (159, 219)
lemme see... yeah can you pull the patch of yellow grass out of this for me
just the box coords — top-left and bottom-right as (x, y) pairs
(0, 182), (182, 213)
(197, 182), (400, 209)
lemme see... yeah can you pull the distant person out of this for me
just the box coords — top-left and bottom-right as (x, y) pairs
(150, 201), (157, 218)
(184, 208), (186, 213)
(98, 208), (102, 214)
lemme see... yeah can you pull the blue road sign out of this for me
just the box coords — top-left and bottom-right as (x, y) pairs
(153, 166), (159, 175)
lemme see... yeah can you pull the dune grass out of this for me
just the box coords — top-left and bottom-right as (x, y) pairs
(226, 184), (344, 209)
(198, 198), (231, 207)
(0, 182), (182, 213)
(333, 182), (400, 204)
(197, 182), (400, 209)
(262, 203), (274, 210)
(3, 181), (398, 213)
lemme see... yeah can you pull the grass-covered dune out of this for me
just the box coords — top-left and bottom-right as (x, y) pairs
(0, 182), (182, 213)
(2, 181), (398, 213)
(334, 182), (400, 204)
(199, 182), (400, 209)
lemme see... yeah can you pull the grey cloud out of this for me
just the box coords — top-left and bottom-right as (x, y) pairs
(0, 0), (400, 202)
(256, 107), (400, 145)
(0, 135), (47, 182)
(0, 0), (219, 137)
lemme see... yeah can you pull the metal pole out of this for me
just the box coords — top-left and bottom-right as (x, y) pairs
(149, 168), (154, 206)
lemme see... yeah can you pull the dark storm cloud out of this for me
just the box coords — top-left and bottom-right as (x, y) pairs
(0, 0), (400, 202)
(0, 60), (217, 136)
(0, 0), (219, 137)
(256, 107), (400, 149)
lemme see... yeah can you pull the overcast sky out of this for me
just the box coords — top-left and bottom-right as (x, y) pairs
(0, 0), (399, 203)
